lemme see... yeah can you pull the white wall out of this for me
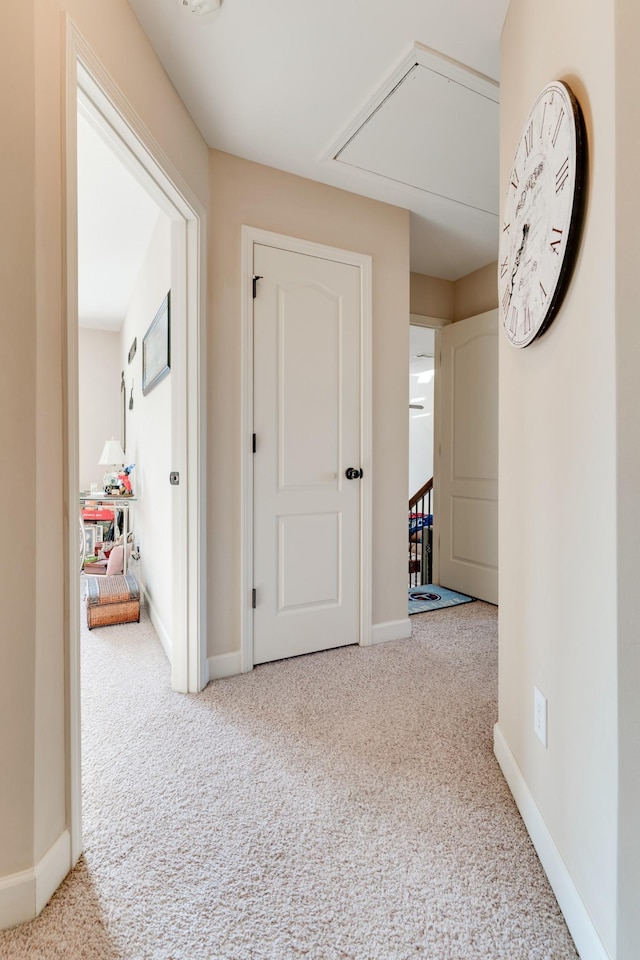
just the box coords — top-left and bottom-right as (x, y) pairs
(120, 214), (173, 649)
(498, 1), (618, 957)
(77, 328), (121, 491)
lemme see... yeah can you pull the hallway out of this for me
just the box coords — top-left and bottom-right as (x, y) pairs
(0, 602), (577, 959)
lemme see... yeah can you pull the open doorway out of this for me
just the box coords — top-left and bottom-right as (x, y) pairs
(65, 40), (207, 863)
(409, 324), (436, 498)
(408, 321), (437, 595)
(76, 106), (173, 650)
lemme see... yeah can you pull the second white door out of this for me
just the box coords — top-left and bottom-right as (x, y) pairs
(437, 309), (499, 604)
(253, 243), (362, 665)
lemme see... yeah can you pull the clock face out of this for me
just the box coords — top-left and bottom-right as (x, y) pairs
(498, 81), (585, 348)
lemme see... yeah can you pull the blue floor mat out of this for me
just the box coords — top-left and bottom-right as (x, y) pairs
(408, 584), (475, 615)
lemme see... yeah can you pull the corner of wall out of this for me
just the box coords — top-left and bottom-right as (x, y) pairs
(453, 262), (498, 322)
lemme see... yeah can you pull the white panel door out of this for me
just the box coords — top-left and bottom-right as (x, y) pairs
(437, 309), (498, 604)
(253, 244), (361, 664)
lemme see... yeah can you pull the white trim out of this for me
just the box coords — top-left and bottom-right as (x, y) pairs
(0, 830), (71, 930)
(143, 587), (172, 664)
(369, 618), (412, 646)
(240, 226), (373, 669)
(64, 17), (207, 873)
(208, 651), (243, 681)
(494, 725), (611, 960)
(410, 313), (449, 328)
(432, 327), (442, 585)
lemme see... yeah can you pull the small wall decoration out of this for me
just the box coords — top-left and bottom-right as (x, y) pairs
(142, 291), (171, 395)
(128, 337), (137, 365)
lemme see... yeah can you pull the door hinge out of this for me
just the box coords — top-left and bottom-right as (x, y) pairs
(252, 588), (257, 609)
(252, 433), (257, 453)
(252, 275), (263, 299)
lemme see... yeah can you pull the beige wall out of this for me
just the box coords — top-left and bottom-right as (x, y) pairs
(0, 1), (36, 880)
(0, 0), (208, 915)
(453, 262), (498, 322)
(208, 150), (410, 656)
(615, 2), (640, 955)
(410, 271), (454, 320)
(410, 264), (498, 324)
(499, 0), (618, 955)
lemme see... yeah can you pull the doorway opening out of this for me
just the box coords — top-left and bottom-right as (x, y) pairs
(408, 318), (440, 594)
(76, 103), (172, 646)
(64, 34), (207, 864)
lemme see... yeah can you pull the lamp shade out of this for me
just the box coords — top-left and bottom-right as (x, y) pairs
(98, 439), (126, 465)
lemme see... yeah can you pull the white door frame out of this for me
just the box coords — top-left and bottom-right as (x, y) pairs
(63, 21), (208, 864)
(240, 227), (373, 671)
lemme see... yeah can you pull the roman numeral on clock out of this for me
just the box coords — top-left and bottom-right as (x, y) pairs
(500, 258), (509, 278)
(523, 306), (531, 335)
(510, 169), (520, 191)
(550, 227), (563, 254)
(524, 122), (534, 158)
(556, 157), (570, 193)
(540, 101), (548, 139)
(502, 286), (511, 315)
(539, 281), (547, 302)
(509, 306), (518, 335)
(552, 108), (565, 148)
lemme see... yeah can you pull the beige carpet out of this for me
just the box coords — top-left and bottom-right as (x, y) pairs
(0, 600), (579, 960)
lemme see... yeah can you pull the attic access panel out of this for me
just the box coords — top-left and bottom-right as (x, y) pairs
(332, 45), (500, 217)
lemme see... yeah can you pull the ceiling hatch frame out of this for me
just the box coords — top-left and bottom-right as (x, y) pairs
(324, 42), (500, 217)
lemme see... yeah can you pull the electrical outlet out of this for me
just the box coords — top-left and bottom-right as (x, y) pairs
(534, 686), (548, 748)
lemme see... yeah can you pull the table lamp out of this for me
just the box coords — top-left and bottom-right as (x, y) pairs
(98, 438), (125, 493)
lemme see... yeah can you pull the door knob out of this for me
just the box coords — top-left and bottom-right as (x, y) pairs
(345, 467), (363, 480)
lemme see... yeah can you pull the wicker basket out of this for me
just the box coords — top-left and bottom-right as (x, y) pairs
(86, 573), (140, 630)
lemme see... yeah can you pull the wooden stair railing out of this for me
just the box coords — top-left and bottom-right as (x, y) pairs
(409, 477), (433, 588)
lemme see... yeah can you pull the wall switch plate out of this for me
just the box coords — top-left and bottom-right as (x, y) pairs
(534, 685), (548, 748)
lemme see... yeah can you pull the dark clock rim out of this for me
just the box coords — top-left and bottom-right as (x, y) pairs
(501, 80), (587, 349)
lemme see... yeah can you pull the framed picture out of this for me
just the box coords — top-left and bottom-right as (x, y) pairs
(83, 525), (96, 559)
(142, 291), (171, 395)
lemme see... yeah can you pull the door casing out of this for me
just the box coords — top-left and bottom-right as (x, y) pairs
(240, 227), (373, 671)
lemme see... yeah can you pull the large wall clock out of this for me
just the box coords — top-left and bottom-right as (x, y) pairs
(498, 80), (586, 348)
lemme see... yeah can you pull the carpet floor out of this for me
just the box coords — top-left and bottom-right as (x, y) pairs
(0, 600), (579, 960)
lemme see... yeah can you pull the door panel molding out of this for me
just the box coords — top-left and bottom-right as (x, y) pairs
(240, 227), (372, 671)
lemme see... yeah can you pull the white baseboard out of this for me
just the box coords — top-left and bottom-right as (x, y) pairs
(0, 829), (71, 930)
(208, 650), (243, 680)
(143, 587), (172, 663)
(369, 618), (412, 646)
(493, 725), (611, 960)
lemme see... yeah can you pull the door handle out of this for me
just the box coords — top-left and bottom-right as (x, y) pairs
(345, 467), (363, 480)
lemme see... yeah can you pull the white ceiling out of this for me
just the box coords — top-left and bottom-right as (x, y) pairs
(127, 0), (509, 280)
(77, 110), (162, 330)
